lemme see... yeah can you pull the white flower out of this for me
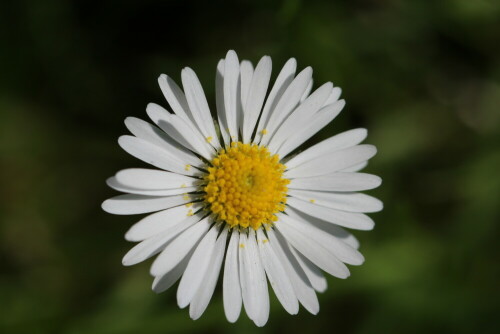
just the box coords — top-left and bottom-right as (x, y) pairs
(102, 50), (382, 326)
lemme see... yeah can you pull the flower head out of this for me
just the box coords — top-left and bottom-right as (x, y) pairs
(102, 50), (382, 326)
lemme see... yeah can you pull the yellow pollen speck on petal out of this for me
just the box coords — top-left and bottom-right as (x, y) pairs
(263, 239), (268, 243)
(187, 209), (194, 216)
(309, 199), (316, 203)
(261, 129), (268, 135)
(185, 164), (191, 171)
(206, 136), (213, 143)
(185, 203), (193, 208)
(181, 184), (186, 188)
(183, 194), (190, 201)
(203, 142), (288, 230)
(239, 243), (245, 248)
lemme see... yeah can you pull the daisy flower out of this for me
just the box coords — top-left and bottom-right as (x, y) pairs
(102, 50), (382, 326)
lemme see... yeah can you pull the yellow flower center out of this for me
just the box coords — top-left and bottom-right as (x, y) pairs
(204, 142), (289, 230)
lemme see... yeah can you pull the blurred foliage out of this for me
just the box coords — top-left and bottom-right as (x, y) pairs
(1, 0), (499, 333)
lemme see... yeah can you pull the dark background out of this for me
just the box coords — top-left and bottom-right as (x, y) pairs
(1, 0), (499, 333)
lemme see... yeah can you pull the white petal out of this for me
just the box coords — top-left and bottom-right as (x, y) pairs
(150, 217), (212, 276)
(181, 67), (221, 149)
(300, 78), (313, 102)
(242, 56), (272, 143)
(274, 216), (350, 279)
(284, 128), (368, 169)
(239, 229), (269, 327)
(286, 206), (360, 250)
(287, 197), (374, 231)
(157, 74), (193, 126)
(145, 103), (199, 150)
(215, 59), (230, 146)
(102, 194), (193, 215)
(289, 247), (327, 293)
(276, 99), (346, 158)
(223, 229), (242, 323)
(189, 227), (229, 319)
(260, 67), (313, 146)
(106, 177), (197, 196)
(322, 87), (342, 107)
(238, 61), (253, 137)
(240, 60), (254, 110)
(115, 168), (200, 190)
(254, 58), (297, 143)
(118, 135), (196, 176)
(288, 189), (383, 213)
(279, 213), (364, 265)
(124, 117), (201, 167)
(152, 255), (191, 293)
(256, 229), (298, 315)
(342, 161), (368, 172)
(146, 103), (214, 159)
(125, 204), (203, 242)
(122, 213), (202, 266)
(223, 50), (240, 141)
(176, 224), (220, 308)
(288, 172), (382, 192)
(285, 145), (377, 178)
(267, 82), (333, 153)
(267, 229), (319, 314)
(122, 231), (170, 266)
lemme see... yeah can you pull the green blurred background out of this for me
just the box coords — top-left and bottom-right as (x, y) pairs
(1, 0), (499, 333)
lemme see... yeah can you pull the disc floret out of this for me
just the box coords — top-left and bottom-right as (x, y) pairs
(204, 142), (289, 230)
